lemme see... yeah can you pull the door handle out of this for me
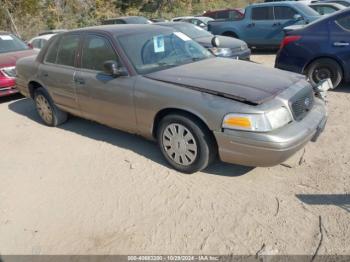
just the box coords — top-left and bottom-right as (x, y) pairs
(334, 42), (349, 47)
(42, 72), (49, 77)
(248, 22), (255, 27)
(273, 22), (281, 26)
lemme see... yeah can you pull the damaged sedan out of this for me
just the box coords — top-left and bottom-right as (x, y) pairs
(16, 25), (328, 173)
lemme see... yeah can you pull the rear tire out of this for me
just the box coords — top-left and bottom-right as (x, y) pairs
(157, 114), (216, 174)
(34, 87), (68, 126)
(306, 58), (343, 88)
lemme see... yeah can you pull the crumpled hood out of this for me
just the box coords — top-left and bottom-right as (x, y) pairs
(146, 58), (305, 104)
(0, 49), (37, 68)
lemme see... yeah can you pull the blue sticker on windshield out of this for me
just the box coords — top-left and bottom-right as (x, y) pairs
(153, 35), (165, 53)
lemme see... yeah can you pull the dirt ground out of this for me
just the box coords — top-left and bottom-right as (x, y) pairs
(0, 54), (349, 256)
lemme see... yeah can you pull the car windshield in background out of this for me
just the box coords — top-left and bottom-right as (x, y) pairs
(171, 24), (213, 38)
(199, 17), (214, 24)
(117, 31), (213, 74)
(0, 34), (29, 53)
(127, 17), (152, 24)
(295, 3), (320, 16)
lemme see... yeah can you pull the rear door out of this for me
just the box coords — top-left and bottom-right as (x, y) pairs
(74, 33), (136, 132)
(38, 34), (81, 114)
(246, 6), (275, 46)
(331, 14), (350, 73)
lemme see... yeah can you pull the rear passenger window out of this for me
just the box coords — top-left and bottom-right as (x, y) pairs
(56, 35), (80, 67)
(81, 35), (118, 71)
(337, 15), (350, 30)
(45, 37), (60, 63)
(252, 7), (274, 20)
(217, 11), (229, 19)
(274, 6), (297, 20)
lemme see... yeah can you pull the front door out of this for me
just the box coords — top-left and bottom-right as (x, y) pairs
(74, 34), (137, 132)
(273, 6), (300, 46)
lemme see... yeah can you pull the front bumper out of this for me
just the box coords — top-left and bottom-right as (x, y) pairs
(214, 98), (327, 167)
(0, 86), (18, 97)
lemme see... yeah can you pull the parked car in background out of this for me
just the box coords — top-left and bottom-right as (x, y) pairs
(202, 8), (245, 20)
(16, 25), (327, 173)
(275, 9), (350, 88)
(0, 31), (36, 97)
(102, 16), (152, 25)
(171, 16), (214, 30)
(157, 22), (251, 60)
(150, 18), (169, 23)
(309, 2), (345, 15)
(318, 0), (350, 6)
(28, 34), (55, 51)
(208, 2), (320, 48)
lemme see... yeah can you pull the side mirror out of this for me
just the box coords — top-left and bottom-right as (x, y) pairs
(211, 36), (220, 47)
(293, 14), (303, 21)
(27, 43), (33, 49)
(103, 60), (128, 77)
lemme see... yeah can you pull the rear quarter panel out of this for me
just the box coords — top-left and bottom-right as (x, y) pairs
(16, 55), (40, 97)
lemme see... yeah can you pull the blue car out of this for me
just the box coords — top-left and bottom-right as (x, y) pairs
(275, 9), (350, 88)
(209, 2), (320, 48)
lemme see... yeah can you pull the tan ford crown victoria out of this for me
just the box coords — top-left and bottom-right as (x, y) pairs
(16, 25), (328, 173)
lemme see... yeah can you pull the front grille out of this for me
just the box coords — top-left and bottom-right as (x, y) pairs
(289, 87), (314, 121)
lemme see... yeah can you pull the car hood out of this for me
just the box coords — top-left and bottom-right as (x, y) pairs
(0, 49), (37, 68)
(145, 58), (305, 105)
(194, 35), (245, 49)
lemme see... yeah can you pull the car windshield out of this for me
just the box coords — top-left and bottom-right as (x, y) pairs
(170, 23), (213, 38)
(126, 17), (152, 24)
(0, 34), (29, 54)
(117, 31), (213, 74)
(295, 2), (321, 16)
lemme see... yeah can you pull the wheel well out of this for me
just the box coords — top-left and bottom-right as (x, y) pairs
(28, 81), (43, 99)
(152, 108), (217, 147)
(222, 31), (239, 38)
(303, 56), (344, 77)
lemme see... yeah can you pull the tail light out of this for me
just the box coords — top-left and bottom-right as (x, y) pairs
(280, 35), (301, 49)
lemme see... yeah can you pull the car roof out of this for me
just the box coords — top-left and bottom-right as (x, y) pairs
(64, 24), (174, 36)
(250, 1), (300, 6)
(104, 16), (145, 21)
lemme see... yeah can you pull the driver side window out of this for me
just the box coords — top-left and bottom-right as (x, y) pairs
(81, 35), (119, 71)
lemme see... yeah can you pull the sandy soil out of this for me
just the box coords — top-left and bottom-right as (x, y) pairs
(0, 54), (349, 255)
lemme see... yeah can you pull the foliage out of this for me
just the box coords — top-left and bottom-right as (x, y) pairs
(0, 0), (251, 40)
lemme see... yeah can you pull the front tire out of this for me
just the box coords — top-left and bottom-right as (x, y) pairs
(157, 114), (216, 174)
(306, 58), (343, 88)
(34, 87), (68, 126)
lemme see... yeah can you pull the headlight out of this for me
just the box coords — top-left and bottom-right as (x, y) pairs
(209, 47), (233, 57)
(222, 107), (292, 132)
(0, 66), (16, 78)
(240, 43), (248, 51)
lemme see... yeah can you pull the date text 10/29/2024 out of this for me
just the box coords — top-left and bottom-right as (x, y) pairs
(128, 256), (219, 261)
